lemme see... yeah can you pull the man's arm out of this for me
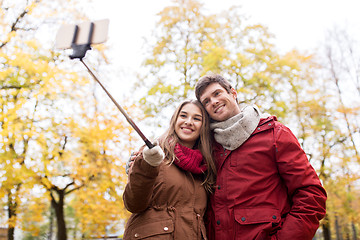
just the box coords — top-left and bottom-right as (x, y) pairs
(274, 124), (327, 240)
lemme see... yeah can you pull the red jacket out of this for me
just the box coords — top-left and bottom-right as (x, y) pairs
(206, 116), (327, 240)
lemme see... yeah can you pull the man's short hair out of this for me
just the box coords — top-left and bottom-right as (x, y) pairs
(195, 74), (233, 101)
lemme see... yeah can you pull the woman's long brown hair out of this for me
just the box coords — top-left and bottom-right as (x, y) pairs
(158, 99), (217, 193)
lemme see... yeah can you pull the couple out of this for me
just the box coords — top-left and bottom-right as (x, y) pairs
(122, 74), (327, 240)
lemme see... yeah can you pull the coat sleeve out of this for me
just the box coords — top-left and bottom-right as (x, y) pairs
(123, 152), (160, 213)
(274, 124), (327, 240)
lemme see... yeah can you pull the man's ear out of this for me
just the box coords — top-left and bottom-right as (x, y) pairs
(230, 88), (237, 100)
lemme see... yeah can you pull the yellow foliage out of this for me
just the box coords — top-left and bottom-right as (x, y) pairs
(73, 185), (129, 236)
(7, 216), (17, 228)
(0, 0), (133, 237)
(24, 40), (40, 51)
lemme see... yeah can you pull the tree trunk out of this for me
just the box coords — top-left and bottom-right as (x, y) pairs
(322, 214), (331, 240)
(7, 228), (14, 240)
(335, 215), (343, 240)
(48, 206), (54, 240)
(352, 221), (357, 240)
(7, 191), (17, 240)
(51, 189), (67, 240)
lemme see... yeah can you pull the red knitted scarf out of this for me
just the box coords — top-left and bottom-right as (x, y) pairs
(173, 143), (207, 174)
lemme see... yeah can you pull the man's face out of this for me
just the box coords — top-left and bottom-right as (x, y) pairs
(199, 83), (241, 122)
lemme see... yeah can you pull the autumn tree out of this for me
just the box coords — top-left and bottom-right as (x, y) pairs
(0, 39), (55, 239)
(136, 0), (210, 126)
(0, 1), (90, 238)
(33, 98), (130, 239)
(135, 0), (314, 125)
(1, 0), (134, 239)
(317, 27), (360, 240)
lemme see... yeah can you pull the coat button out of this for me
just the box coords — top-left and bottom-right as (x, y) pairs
(241, 217), (246, 222)
(164, 227), (169, 231)
(268, 123), (272, 126)
(272, 215), (277, 219)
(134, 233), (139, 238)
(257, 127), (261, 130)
(216, 220), (220, 225)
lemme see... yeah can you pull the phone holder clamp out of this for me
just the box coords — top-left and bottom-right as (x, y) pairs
(69, 22), (94, 60)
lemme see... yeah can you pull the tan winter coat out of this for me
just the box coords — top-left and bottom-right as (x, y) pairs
(123, 153), (208, 240)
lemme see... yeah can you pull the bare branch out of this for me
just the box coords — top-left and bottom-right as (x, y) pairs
(0, 7), (29, 48)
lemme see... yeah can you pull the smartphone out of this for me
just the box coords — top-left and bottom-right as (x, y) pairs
(55, 19), (109, 49)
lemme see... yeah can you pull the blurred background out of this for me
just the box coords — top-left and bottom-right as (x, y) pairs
(1, 0), (359, 239)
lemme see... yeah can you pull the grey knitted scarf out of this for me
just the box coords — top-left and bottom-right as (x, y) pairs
(210, 105), (261, 150)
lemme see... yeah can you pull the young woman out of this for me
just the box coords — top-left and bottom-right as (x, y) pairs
(123, 99), (216, 240)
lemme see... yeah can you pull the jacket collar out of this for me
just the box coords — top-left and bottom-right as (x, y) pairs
(212, 116), (276, 169)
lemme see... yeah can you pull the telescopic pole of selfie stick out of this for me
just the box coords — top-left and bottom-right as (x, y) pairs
(68, 23), (154, 149)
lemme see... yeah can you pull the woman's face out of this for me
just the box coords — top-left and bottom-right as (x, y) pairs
(175, 103), (203, 148)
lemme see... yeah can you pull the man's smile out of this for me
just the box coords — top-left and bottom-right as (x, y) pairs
(214, 104), (225, 113)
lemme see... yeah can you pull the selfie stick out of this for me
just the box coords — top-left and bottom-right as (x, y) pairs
(69, 23), (154, 149)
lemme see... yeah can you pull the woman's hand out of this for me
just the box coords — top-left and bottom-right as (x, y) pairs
(143, 144), (165, 167)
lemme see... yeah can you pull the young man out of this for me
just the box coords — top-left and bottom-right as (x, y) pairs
(195, 74), (327, 240)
